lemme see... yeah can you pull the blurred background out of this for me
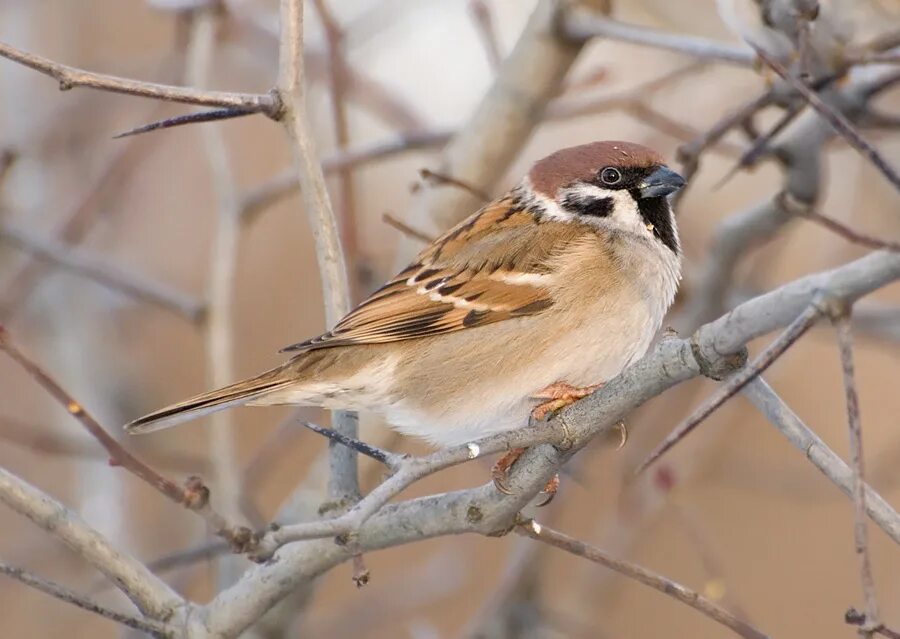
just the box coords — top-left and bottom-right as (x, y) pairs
(1, 0), (899, 637)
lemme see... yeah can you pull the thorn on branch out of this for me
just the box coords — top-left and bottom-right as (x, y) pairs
(298, 421), (400, 469)
(113, 107), (255, 139)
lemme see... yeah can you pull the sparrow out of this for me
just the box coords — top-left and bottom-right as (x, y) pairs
(126, 141), (684, 492)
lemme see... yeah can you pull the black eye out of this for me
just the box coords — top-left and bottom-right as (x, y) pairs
(600, 167), (622, 185)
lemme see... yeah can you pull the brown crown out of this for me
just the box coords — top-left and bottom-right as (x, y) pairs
(527, 141), (666, 197)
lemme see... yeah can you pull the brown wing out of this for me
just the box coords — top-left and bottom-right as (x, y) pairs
(281, 196), (585, 353)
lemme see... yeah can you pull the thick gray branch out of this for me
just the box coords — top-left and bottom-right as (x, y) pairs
(197, 250), (900, 638)
(0, 466), (184, 620)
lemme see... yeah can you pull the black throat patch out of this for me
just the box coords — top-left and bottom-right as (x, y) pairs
(630, 191), (679, 254)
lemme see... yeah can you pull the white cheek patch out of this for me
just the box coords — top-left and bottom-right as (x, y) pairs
(558, 184), (647, 234)
(606, 190), (644, 230)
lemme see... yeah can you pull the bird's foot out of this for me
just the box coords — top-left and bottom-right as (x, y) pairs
(491, 447), (559, 506)
(530, 381), (603, 421)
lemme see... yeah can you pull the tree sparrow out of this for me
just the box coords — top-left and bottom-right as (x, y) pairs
(127, 141), (684, 489)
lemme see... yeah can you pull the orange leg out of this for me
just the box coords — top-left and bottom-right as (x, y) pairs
(491, 447), (559, 506)
(530, 381), (603, 421)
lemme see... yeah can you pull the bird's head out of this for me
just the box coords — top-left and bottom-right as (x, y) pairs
(525, 140), (685, 254)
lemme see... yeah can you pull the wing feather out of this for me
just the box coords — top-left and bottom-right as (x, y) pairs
(281, 197), (584, 353)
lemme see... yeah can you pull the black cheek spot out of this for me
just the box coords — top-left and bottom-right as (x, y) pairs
(561, 193), (614, 218)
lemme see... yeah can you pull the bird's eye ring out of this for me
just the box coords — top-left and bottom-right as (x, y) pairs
(600, 167), (622, 185)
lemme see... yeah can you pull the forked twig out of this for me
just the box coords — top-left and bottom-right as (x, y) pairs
(752, 44), (900, 193)
(637, 303), (823, 474)
(0, 40), (277, 114)
(0, 327), (253, 551)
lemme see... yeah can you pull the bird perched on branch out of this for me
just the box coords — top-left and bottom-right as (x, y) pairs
(126, 141), (685, 497)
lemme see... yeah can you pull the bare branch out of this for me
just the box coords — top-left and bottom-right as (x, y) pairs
(833, 308), (881, 636)
(743, 378), (900, 545)
(0, 40), (277, 115)
(638, 303), (822, 474)
(753, 44), (900, 193)
(846, 609), (900, 639)
(418, 168), (490, 202)
(0, 223), (205, 322)
(0, 327), (252, 550)
(396, 0), (585, 254)
(564, 13), (756, 67)
(1, 116), (167, 320)
(516, 520), (770, 639)
(0, 414), (209, 472)
(0, 561), (174, 636)
(187, 5), (247, 586)
(274, 0), (357, 502)
(0, 466), (181, 618)
(469, 0), (503, 70)
(201, 250), (900, 637)
(311, 0), (364, 299)
(381, 212), (435, 244)
(793, 207), (900, 253)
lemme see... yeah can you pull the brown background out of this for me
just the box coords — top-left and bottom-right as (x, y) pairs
(1, 1), (899, 637)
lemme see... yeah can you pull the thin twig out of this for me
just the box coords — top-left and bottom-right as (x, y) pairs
(833, 308), (881, 636)
(274, 0), (358, 503)
(239, 129), (453, 223)
(419, 168), (490, 201)
(381, 212), (434, 243)
(0, 40), (277, 115)
(0, 326), (253, 550)
(0, 561), (173, 636)
(752, 44), (900, 193)
(187, 4), (246, 585)
(0, 466), (182, 618)
(744, 378), (900, 546)
(802, 210), (900, 252)
(516, 520), (770, 639)
(0, 414), (209, 472)
(563, 13), (756, 67)
(637, 303), (823, 474)
(0, 223), (206, 322)
(469, 0), (503, 70)
(311, 0), (364, 300)
(1, 113), (165, 320)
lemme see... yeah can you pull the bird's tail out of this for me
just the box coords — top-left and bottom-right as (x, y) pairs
(125, 365), (293, 435)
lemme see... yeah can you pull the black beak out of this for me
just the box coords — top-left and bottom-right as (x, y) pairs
(638, 166), (685, 199)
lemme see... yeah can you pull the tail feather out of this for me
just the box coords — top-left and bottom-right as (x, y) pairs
(125, 367), (292, 435)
